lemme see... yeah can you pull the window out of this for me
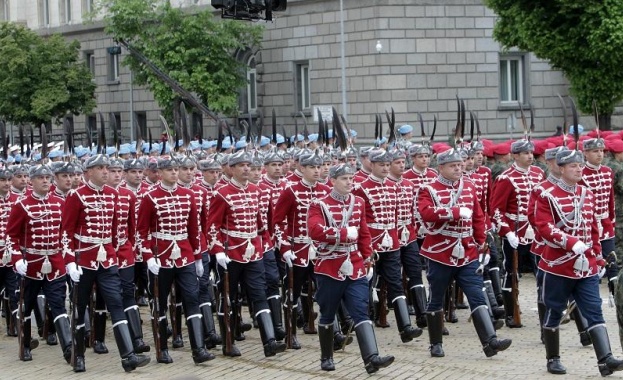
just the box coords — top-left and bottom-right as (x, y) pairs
(295, 62), (311, 111)
(247, 56), (257, 112)
(0, 0), (9, 21)
(83, 0), (94, 14)
(85, 51), (95, 76)
(61, 0), (72, 23)
(192, 112), (203, 139)
(113, 112), (122, 140)
(87, 115), (97, 145)
(40, 0), (50, 27)
(134, 112), (147, 139)
(499, 54), (527, 104)
(108, 50), (120, 82)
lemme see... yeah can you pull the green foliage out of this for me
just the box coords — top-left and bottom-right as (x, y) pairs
(485, 0), (623, 127)
(0, 22), (96, 126)
(100, 0), (264, 117)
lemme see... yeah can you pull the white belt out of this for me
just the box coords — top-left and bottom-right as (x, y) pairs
(329, 244), (358, 253)
(397, 220), (412, 227)
(438, 230), (473, 239)
(292, 237), (312, 244)
(596, 213), (608, 220)
(505, 213), (528, 222)
(118, 237), (128, 246)
(23, 248), (57, 255)
(152, 232), (188, 241)
(0, 240), (5, 247)
(74, 234), (112, 245)
(368, 223), (396, 230)
(221, 230), (257, 239)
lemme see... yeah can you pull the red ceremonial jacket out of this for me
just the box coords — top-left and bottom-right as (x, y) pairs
(528, 176), (559, 257)
(403, 167), (437, 238)
(580, 163), (615, 241)
(114, 186), (137, 268)
(416, 175), (486, 266)
(274, 179), (330, 266)
(535, 181), (604, 279)
(7, 192), (66, 280)
(308, 191), (372, 281)
(353, 168), (370, 183)
(464, 169), (492, 231)
(62, 182), (119, 270)
(258, 175), (284, 253)
(180, 181), (209, 254)
(0, 191), (19, 267)
(387, 175), (417, 246)
(490, 163), (544, 244)
(137, 183), (200, 268)
(206, 179), (264, 263)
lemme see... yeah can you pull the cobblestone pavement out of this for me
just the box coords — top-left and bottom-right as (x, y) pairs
(0, 275), (621, 379)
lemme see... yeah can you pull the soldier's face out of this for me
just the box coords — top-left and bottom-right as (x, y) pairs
(249, 166), (262, 184)
(513, 151), (533, 168)
(31, 175), (51, 196)
(438, 161), (463, 182)
(331, 174), (354, 195)
(178, 166), (195, 184)
(125, 169), (143, 187)
(560, 162), (584, 184)
(321, 162), (331, 179)
(159, 167), (179, 186)
(12, 174), (28, 190)
(584, 149), (604, 165)
(231, 162), (250, 182)
(371, 162), (390, 179)
(546, 159), (562, 177)
(0, 177), (11, 194)
(301, 165), (321, 183)
(71, 173), (82, 188)
(107, 168), (123, 187)
(390, 159), (405, 177)
(88, 165), (109, 187)
(264, 162), (283, 180)
(147, 169), (160, 182)
(55, 173), (73, 192)
(474, 151), (484, 166)
(464, 156), (475, 170)
(347, 157), (357, 167)
(412, 154), (430, 170)
(202, 169), (221, 185)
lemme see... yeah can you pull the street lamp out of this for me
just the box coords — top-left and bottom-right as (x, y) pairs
(376, 40), (382, 54)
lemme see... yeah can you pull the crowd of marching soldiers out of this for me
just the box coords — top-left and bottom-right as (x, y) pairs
(2, 103), (623, 376)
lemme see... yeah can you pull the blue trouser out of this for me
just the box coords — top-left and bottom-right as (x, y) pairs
(316, 275), (369, 325)
(0, 266), (18, 312)
(536, 268), (545, 304)
(542, 272), (604, 328)
(426, 260), (487, 312)
(502, 240), (535, 288)
(198, 252), (215, 305)
(602, 238), (619, 287)
(23, 276), (67, 320)
(118, 266), (136, 310)
(376, 250), (405, 302)
(76, 266), (125, 324)
(262, 249), (280, 298)
(400, 241), (424, 288)
(148, 264), (201, 318)
(216, 260), (269, 314)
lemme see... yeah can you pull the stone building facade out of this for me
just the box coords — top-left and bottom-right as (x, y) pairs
(0, 0), (613, 145)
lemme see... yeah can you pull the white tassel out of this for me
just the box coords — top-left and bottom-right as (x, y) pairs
(170, 242), (182, 260)
(308, 245), (317, 261)
(381, 232), (392, 249)
(451, 243), (465, 260)
(400, 228), (409, 245)
(96, 244), (107, 262)
(1, 251), (10, 266)
(244, 242), (255, 260)
(41, 256), (52, 274)
(524, 225), (535, 240)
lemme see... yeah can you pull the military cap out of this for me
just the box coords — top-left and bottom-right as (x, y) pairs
(368, 149), (392, 163)
(198, 159), (222, 171)
(510, 139), (535, 154)
(157, 155), (180, 169)
(263, 151), (284, 164)
(556, 149), (584, 166)
(84, 154), (110, 169)
(408, 144), (432, 156)
(108, 157), (125, 169)
(299, 150), (324, 166)
(471, 140), (484, 152)
(29, 164), (53, 178)
(437, 148), (463, 165)
(329, 163), (356, 178)
(582, 138), (606, 151)
(124, 158), (144, 171)
(389, 149), (406, 161)
(118, 144), (132, 155)
(177, 155), (196, 169)
(48, 150), (64, 159)
(0, 167), (13, 179)
(228, 150), (253, 166)
(343, 146), (358, 158)
(359, 146), (373, 157)
(11, 164), (30, 176)
(51, 162), (76, 174)
(545, 146), (568, 161)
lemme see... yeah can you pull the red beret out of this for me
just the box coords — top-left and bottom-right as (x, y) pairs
(532, 140), (546, 156)
(606, 139), (623, 153)
(432, 143), (451, 154)
(493, 143), (511, 155)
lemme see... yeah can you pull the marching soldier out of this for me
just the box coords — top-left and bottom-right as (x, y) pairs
(535, 147), (623, 376)
(308, 163), (395, 373)
(273, 150), (331, 346)
(62, 154), (150, 372)
(0, 167), (19, 337)
(416, 148), (512, 358)
(490, 139), (544, 327)
(136, 155), (214, 364)
(353, 149), (422, 343)
(206, 150), (286, 357)
(10, 164), (29, 198)
(6, 164), (69, 362)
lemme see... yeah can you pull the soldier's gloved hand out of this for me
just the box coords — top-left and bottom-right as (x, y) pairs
(195, 259), (204, 278)
(572, 241), (588, 255)
(282, 250), (296, 268)
(215, 252), (231, 269)
(366, 266), (374, 281)
(15, 259), (27, 276)
(459, 207), (473, 220)
(147, 257), (160, 275)
(66, 262), (82, 283)
(346, 226), (358, 241)
(505, 232), (519, 249)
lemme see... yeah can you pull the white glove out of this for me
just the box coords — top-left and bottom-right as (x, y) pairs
(282, 250), (296, 268)
(572, 241), (588, 255)
(15, 259), (27, 276)
(505, 232), (519, 249)
(481, 253), (491, 267)
(366, 267), (374, 281)
(459, 207), (472, 220)
(147, 257), (160, 275)
(66, 262), (82, 283)
(215, 252), (231, 269)
(346, 226), (358, 240)
(195, 259), (204, 278)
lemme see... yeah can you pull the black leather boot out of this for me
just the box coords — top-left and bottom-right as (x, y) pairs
(73, 324), (86, 372)
(393, 297), (422, 342)
(355, 321), (394, 374)
(589, 324), (623, 376)
(537, 302), (546, 344)
(426, 311), (444, 357)
(319, 323), (335, 371)
(200, 303), (221, 349)
(7, 310), (17, 337)
(489, 267), (504, 306)
(114, 322), (150, 372)
(46, 307), (57, 345)
(471, 306), (512, 357)
(482, 286), (504, 330)
(410, 285), (428, 328)
(337, 301), (354, 335)
(172, 304), (184, 348)
(332, 315), (352, 350)
(570, 304), (592, 346)
(54, 315), (72, 364)
(93, 311), (109, 354)
(21, 317), (37, 361)
(257, 310), (286, 357)
(484, 280), (505, 320)
(543, 327), (566, 374)
(187, 316), (215, 364)
(267, 296), (286, 341)
(502, 291), (522, 328)
(126, 307), (150, 353)
(157, 318), (173, 363)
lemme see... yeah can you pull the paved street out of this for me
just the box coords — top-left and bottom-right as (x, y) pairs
(0, 275), (621, 379)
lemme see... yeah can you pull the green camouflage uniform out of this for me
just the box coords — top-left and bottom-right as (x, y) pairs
(533, 159), (548, 177)
(605, 155), (623, 349)
(488, 160), (510, 182)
